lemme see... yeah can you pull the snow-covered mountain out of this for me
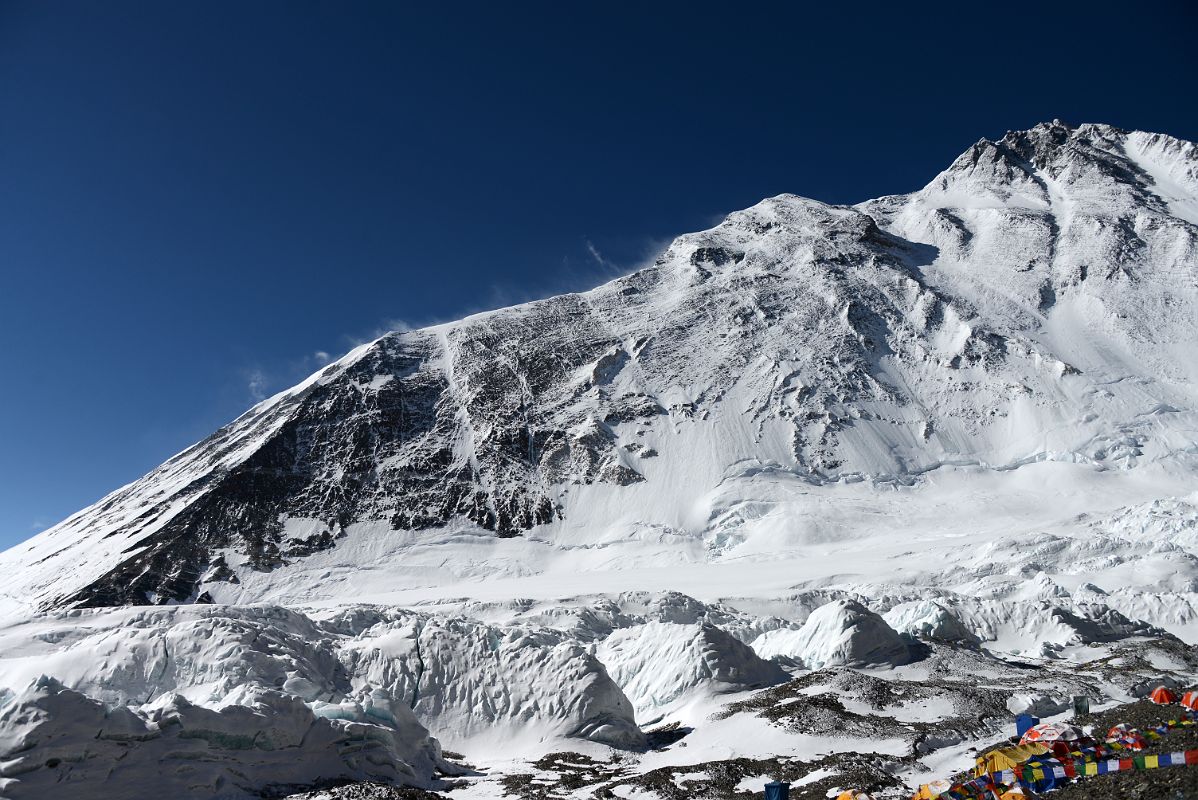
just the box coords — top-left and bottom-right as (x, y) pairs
(2, 121), (1197, 799)
(3, 120), (1195, 618)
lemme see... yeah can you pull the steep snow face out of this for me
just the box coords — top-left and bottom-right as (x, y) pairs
(749, 599), (910, 669)
(0, 120), (1196, 623)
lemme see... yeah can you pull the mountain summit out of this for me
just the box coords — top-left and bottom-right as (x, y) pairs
(2, 121), (1196, 618)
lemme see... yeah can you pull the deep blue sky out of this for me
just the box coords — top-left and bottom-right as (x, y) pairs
(1, 1), (1195, 550)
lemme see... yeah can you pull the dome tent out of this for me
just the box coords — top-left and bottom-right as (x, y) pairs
(974, 742), (1049, 776)
(1149, 685), (1179, 705)
(1019, 721), (1080, 745)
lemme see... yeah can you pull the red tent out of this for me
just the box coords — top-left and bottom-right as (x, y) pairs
(1181, 691), (1198, 711)
(1149, 686), (1178, 705)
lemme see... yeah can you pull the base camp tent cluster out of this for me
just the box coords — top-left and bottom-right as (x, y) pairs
(897, 688), (1197, 800)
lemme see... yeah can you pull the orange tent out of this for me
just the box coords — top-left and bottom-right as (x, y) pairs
(1181, 690), (1198, 711)
(1149, 685), (1178, 704)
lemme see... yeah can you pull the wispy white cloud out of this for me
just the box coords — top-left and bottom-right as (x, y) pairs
(585, 239), (618, 271)
(585, 235), (674, 281)
(477, 235), (672, 316)
(246, 368), (268, 402)
(237, 351), (337, 407)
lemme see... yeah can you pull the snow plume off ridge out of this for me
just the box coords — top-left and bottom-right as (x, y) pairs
(1, 121), (1198, 798)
